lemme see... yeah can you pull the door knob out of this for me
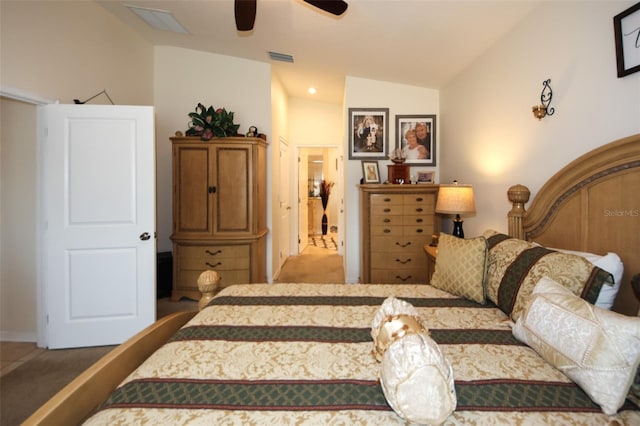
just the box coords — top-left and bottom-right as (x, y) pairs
(139, 232), (151, 241)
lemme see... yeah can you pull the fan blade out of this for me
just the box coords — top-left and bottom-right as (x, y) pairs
(303, 0), (348, 16)
(235, 0), (257, 31)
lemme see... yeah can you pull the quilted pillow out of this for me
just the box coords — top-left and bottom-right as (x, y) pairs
(546, 248), (623, 310)
(430, 233), (488, 304)
(512, 277), (640, 415)
(380, 332), (457, 425)
(482, 230), (612, 321)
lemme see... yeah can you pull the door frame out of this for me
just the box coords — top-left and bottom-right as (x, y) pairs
(294, 145), (343, 256)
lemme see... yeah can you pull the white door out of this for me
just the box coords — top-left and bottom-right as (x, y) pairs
(279, 138), (291, 267)
(297, 150), (309, 253)
(41, 104), (155, 349)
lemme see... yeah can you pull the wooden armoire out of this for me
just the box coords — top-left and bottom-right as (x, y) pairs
(170, 132), (268, 301)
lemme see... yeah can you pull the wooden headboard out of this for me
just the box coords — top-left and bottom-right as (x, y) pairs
(508, 134), (640, 316)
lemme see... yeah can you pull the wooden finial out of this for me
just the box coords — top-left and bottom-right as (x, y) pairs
(197, 270), (220, 310)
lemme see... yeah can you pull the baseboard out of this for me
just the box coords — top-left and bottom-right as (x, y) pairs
(0, 330), (38, 342)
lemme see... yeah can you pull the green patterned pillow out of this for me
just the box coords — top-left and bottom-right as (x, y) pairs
(430, 233), (488, 304)
(482, 230), (612, 321)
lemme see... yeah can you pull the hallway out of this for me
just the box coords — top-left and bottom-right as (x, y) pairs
(275, 243), (345, 284)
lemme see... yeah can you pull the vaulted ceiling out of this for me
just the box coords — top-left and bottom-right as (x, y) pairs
(98, 0), (541, 103)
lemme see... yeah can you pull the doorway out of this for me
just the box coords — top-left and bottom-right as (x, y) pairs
(296, 147), (342, 256)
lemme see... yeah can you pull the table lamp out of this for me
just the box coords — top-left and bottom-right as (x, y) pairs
(435, 182), (476, 238)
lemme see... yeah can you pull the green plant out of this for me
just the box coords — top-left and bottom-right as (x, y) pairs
(186, 103), (240, 140)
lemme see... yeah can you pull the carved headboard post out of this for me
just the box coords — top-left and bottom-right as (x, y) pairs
(507, 184), (531, 240)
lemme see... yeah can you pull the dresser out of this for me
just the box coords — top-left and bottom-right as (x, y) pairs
(170, 133), (268, 301)
(359, 184), (439, 284)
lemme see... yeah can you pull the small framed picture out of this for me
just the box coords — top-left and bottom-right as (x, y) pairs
(348, 108), (389, 160)
(395, 115), (436, 166)
(361, 161), (380, 184)
(416, 171), (434, 184)
(614, 2), (640, 77)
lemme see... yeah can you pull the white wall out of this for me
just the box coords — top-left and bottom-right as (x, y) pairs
(0, 1), (154, 341)
(344, 77), (440, 282)
(153, 46), (272, 254)
(270, 74), (289, 278)
(288, 98), (344, 253)
(441, 1), (640, 238)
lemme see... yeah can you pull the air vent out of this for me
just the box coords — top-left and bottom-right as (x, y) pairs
(268, 51), (294, 63)
(127, 5), (188, 34)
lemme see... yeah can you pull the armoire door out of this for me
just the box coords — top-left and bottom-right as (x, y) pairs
(41, 104), (156, 349)
(213, 144), (254, 234)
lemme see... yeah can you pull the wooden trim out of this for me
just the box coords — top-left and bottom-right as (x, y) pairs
(23, 311), (197, 426)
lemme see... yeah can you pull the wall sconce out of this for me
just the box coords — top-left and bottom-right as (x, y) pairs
(532, 79), (555, 120)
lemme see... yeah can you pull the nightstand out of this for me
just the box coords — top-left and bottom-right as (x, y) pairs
(424, 245), (438, 282)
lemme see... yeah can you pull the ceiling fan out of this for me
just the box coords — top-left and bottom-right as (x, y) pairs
(235, 0), (348, 31)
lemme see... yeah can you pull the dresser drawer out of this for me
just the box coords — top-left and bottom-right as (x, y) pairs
(370, 225), (403, 236)
(370, 194), (403, 206)
(371, 236), (428, 253)
(370, 268), (428, 284)
(402, 194), (435, 207)
(371, 204), (404, 216)
(370, 215), (404, 226)
(176, 244), (250, 259)
(371, 251), (425, 269)
(402, 215), (434, 226)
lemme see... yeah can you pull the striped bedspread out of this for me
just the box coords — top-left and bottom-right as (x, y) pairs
(85, 284), (640, 425)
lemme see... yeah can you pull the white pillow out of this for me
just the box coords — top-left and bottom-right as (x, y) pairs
(371, 297), (426, 362)
(549, 248), (623, 309)
(380, 332), (457, 425)
(513, 276), (640, 415)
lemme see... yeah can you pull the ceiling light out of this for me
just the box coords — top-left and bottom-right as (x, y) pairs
(308, 87), (317, 95)
(126, 5), (188, 34)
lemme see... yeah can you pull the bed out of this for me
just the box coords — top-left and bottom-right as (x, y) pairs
(25, 134), (640, 425)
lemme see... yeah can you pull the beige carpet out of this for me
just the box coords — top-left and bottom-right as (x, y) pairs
(275, 245), (345, 283)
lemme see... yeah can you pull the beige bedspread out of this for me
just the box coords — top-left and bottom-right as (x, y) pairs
(84, 283), (640, 425)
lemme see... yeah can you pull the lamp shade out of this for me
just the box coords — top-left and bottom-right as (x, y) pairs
(435, 184), (476, 215)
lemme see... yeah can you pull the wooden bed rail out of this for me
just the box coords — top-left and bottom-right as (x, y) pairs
(22, 310), (197, 426)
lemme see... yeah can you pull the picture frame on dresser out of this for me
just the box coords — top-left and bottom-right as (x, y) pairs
(348, 108), (389, 160)
(361, 160), (380, 183)
(614, 2), (640, 77)
(395, 114), (436, 166)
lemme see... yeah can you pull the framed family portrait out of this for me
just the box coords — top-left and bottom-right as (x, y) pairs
(395, 115), (436, 166)
(361, 161), (380, 184)
(348, 108), (389, 160)
(614, 2), (640, 78)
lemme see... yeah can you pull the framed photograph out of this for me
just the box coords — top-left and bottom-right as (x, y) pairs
(348, 108), (389, 160)
(416, 171), (434, 184)
(361, 161), (380, 184)
(614, 2), (640, 78)
(395, 115), (436, 166)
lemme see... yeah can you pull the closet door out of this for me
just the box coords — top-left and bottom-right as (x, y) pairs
(41, 104), (155, 349)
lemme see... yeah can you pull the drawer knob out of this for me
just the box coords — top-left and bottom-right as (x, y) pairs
(384, 208), (391, 212)
(416, 208), (423, 212)
(206, 261), (222, 268)
(205, 249), (222, 256)
(384, 229), (391, 233)
(383, 198), (391, 202)
(416, 229), (424, 233)
(416, 218), (423, 223)
(395, 275), (412, 282)
(383, 218), (390, 223)
(416, 197), (424, 202)
(396, 258), (412, 265)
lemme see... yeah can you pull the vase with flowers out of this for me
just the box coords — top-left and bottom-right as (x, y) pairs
(186, 103), (240, 141)
(319, 180), (335, 235)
